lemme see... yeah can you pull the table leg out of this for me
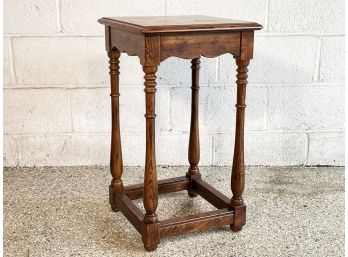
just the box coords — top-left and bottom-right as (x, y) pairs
(108, 48), (124, 212)
(142, 65), (160, 251)
(230, 58), (250, 231)
(187, 57), (201, 197)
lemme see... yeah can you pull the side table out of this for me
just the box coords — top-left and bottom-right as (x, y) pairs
(98, 15), (262, 251)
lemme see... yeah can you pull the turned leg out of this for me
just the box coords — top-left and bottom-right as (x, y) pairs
(230, 58), (250, 232)
(142, 65), (160, 251)
(187, 57), (201, 197)
(108, 48), (124, 212)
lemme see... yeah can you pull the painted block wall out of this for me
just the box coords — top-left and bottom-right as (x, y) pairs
(3, 0), (345, 166)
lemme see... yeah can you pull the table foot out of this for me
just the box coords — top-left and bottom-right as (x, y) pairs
(230, 225), (243, 232)
(109, 186), (119, 212)
(142, 222), (160, 252)
(188, 191), (198, 198)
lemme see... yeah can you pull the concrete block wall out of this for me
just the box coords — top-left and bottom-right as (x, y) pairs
(3, 0), (345, 167)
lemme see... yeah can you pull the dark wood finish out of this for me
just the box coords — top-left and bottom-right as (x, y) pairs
(240, 31), (254, 60)
(142, 36), (160, 66)
(160, 32), (240, 62)
(160, 208), (234, 238)
(100, 15), (261, 251)
(109, 27), (143, 56)
(108, 48), (124, 212)
(124, 176), (190, 200)
(187, 57), (201, 197)
(99, 15), (262, 34)
(232, 204), (246, 232)
(142, 65), (160, 251)
(230, 58), (250, 232)
(99, 16), (262, 65)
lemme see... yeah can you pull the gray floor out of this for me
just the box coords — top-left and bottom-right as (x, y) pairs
(4, 166), (344, 257)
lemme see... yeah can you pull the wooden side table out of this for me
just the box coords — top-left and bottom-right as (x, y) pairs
(98, 15), (262, 251)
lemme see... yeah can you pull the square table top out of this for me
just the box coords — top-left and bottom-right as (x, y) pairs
(98, 15), (262, 34)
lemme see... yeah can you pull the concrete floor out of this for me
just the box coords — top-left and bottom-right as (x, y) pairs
(4, 166), (344, 257)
